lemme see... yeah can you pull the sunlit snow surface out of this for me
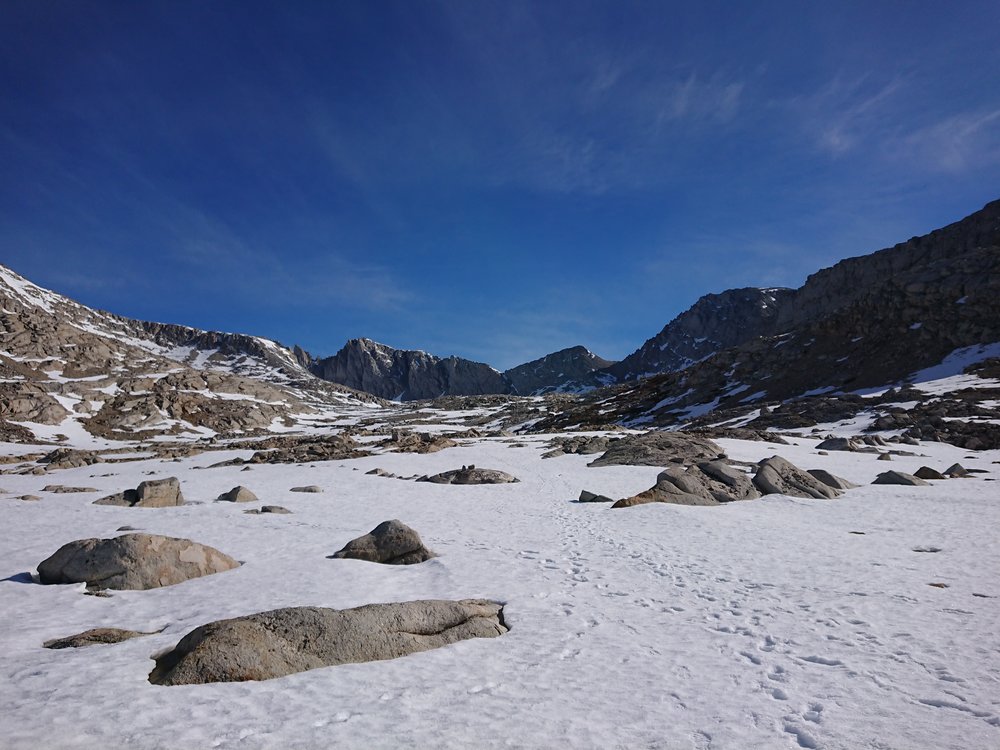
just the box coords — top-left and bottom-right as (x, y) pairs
(2, 425), (999, 749)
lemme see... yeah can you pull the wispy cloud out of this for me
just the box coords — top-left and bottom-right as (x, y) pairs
(784, 74), (904, 156)
(652, 73), (745, 131)
(895, 108), (1000, 172)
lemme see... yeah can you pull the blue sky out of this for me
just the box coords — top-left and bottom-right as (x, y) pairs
(2, 1), (999, 369)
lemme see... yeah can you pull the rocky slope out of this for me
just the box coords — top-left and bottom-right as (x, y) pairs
(536, 198), (1000, 438)
(0, 264), (378, 441)
(605, 288), (793, 381)
(504, 346), (615, 395)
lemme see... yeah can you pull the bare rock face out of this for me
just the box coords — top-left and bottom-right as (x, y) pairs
(311, 338), (511, 401)
(753, 456), (841, 499)
(217, 486), (258, 503)
(417, 466), (520, 485)
(44, 627), (155, 649)
(149, 599), (507, 685)
(872, 470), (930, 487)
(605, 287), (793, 382)
(37, 533), (239, 590)
(588, 431), (723, 468)
(329, 520), (435, 564)
(612, 461), (760, 509)
(94, 477), (184, 508)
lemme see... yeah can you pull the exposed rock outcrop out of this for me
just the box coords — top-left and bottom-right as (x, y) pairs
(587, 431), (723, 468)
(807, 470), (858, 490)
(872, 471), (929, 487)
(379, 429), (457, 454)
(216, 486), (258, 503)
(417, 466), (520, 484)
(753, 456), (841, 499)
(37, 533), (239, 590)
(94, 477), (184, 508)
(44, 627), (156, 649)
(149, 599), (507, 685)
(329, 520), (435, 564)
(612, 461), (760, 508)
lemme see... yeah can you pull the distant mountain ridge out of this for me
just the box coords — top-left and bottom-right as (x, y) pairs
(4, 196), (997, 427)
(605, 287), (794, 381)
(306, 339), (615, 400)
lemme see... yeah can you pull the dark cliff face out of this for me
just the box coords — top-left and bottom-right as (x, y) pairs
(505, 346), (615, 395)
(538, 198), (1000, 428)
(310, 338), (511, 401)
(309, 340), (619, 400)
(605, 287), (794, 381)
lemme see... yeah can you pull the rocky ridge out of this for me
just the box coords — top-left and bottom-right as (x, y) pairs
(534, 199), (1000, 441)
(309, 338), (615, 400)
(0, 264), (381, 441)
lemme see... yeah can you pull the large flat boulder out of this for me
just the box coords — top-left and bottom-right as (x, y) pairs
(37, 533), (239, 590)
(94, 477), (184, 508)
(418, 466), (519, 484)
(149, 599), (507, 685)
(329, 520), (435, 564)
(588, 431), (723, 467)
(753, 456), (841, 499)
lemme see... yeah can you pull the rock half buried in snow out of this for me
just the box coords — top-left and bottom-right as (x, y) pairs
(93, 477), (184, 508)
(577, 490), (614, 503)
(417, 466), (519, 484)
(149, 599), (507, 685)
(37, 533), (239, 590)
(588, 431), (723, 468)
(872, 471), (930, 487)
(244, 505), (291, 515)
(753, 456), (841, 499)
(807, 469), (858, 491)
(914, 466), (947, 480)
(44, 627), (157, 649)
(612, 461), (759, 508)
(329, 519), (435, 564)
(290, 485), (323, 493)
(216, 486), (258, 503)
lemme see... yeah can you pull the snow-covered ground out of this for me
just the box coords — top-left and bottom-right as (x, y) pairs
(2, 430), (999, 749)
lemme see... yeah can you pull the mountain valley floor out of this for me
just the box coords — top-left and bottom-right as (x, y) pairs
(2, 403), (999, 750)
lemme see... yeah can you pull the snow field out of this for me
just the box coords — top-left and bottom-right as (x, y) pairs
(1, 435), (998, 749)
